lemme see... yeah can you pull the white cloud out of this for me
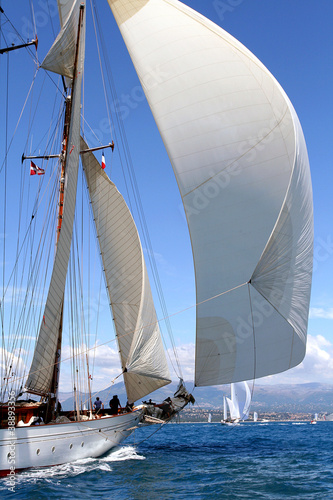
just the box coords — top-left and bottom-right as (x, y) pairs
(59, 342), (123, 392)
(58, 333), (333, 393)
(168, 335), (333, 386)
(310, 307), (333, 319)
(259, 334), (333, 385)
(168, 343), (195, 381)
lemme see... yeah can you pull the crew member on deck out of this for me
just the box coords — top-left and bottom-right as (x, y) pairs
(109, 395), (121, 415)
(94, 397), (103, 413)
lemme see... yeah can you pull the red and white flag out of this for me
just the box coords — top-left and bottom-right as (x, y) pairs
(30, 161), (45, 176)
(101, 153), (105, 170)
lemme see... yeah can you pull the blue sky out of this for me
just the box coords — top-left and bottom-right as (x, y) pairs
(1, 0), (333, 392)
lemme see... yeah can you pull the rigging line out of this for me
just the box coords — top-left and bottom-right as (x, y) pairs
(72, 204), (91, 397)
(16, 166), (59, 367)
(81, 115), (103, 145)
(1, 159), (59, 304)
(4, 168), (59, 391)
(1, 50), (10, 382)
(247, 283), (257, 383)
(45, 0), (56, 40)
(81, 175), (103, 384)
(11, 281), (250, 388)
(4, 169), (59, 393)
(0, 68), (39, 176)
(94, 6), (182, 379)
(90, 0), (112, 143)
(29, 0), (37, 42)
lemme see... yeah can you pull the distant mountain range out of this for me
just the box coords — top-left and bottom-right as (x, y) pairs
(59, 381), (333, 413)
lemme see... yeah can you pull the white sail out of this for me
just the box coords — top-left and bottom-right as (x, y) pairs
(41, 0), (81, 78)
(233, 382), (251, 421)
(223, 396), (227, 421)
(226, 396), (238, 422)
(108, 0), (313, 386)
(253, 411), (258, 422)
(57, 0), (77, 26)
(25, 4), (86, 395)
(80, 138), (171, 404)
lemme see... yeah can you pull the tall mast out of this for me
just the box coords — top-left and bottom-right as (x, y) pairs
(48, 4), (85, 416)
(24, 0), (86, 399)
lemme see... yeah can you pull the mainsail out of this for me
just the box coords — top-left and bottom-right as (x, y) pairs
(108, 0), (313, 385)
(25, 0), (86, 395)
(80, 138), (171, 404)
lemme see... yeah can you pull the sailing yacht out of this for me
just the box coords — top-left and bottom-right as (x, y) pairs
(221, 382), (251, 425)
(1, 0), (313, 474)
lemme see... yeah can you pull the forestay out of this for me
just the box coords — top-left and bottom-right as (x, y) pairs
(80, 138), (171, 404)
(108, 0), (313, 386)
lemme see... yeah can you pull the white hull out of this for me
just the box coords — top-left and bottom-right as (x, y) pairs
(1, 410), (141, 475)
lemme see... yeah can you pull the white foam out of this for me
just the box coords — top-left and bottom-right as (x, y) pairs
(101, 446), (145, 462)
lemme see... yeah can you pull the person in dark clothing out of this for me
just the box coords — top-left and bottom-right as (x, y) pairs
(109, 395), (121, 415)
(94, 397), (103, 412)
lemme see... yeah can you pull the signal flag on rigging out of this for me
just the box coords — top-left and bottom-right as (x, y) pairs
(30, 161), (45, 176)
(101, 153), (105, 170)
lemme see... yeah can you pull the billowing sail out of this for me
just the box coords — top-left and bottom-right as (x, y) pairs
(57, 0), (77, 26)
(42, 0), (81, 78)
(233, 382), (251, 421)
(25, 4), (86, 394)
(226, 396), (238, 422)
(108, 0), (313, 385)
(80, 138), (171, 404)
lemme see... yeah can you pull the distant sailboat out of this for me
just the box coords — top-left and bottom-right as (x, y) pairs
(253, 412), (258, 423)
(1, 0), (313, 474)
(208, 413), (212, 423)
(221, 382), (251, 425)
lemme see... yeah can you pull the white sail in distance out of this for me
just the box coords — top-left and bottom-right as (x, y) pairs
(233, 382), (251, 421)
(223, 396), (227, 422)
(80, 138), (171, 404)
(108, 0), (313, 386)
(226, 396), (238, 422)
(25, 2), (86, 395)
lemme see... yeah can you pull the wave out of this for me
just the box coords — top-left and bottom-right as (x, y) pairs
(14, 446), (145, 484)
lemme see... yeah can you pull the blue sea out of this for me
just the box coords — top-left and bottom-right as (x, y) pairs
(2, 421), (333, 499)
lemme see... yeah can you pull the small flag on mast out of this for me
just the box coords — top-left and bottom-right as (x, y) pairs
(101, 153), (105, 170)
(30, 161), (45, 176)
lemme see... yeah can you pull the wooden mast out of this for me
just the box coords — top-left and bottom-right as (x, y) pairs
(48, 4), (85, 421)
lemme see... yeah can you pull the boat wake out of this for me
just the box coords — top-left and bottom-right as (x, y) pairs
(100, 445), (146, 463)
(14, 446), (145, 483)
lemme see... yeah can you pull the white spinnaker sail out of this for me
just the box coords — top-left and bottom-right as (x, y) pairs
(226, 396), (238, 422)
(41, 0), (81, 78)
(25, 3), (85, 395)
(108, 0), (313, 385)
(80, 138), (171, 404)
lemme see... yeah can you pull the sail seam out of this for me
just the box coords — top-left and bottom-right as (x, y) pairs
(183, 108), (288, 198)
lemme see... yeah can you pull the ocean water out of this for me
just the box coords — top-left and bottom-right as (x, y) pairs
(2, 421), (333, 499)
